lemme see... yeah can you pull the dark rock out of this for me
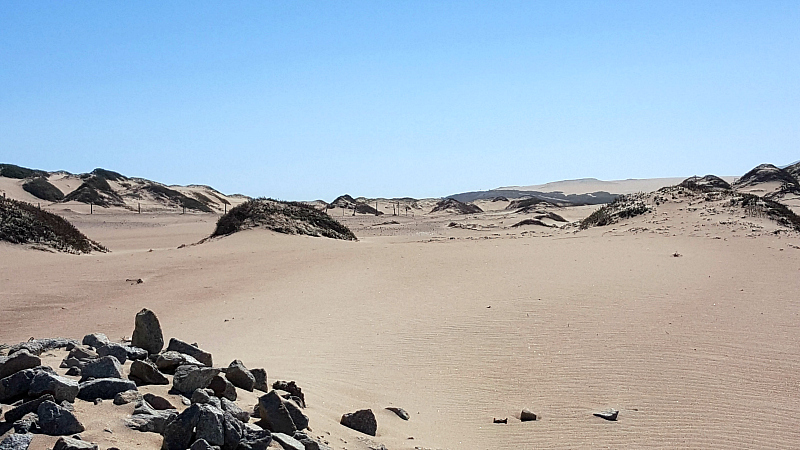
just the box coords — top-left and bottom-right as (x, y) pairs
(77, 378), (137, 400)
(173, 365), (220, 396)
(0, 350), (41, 379)
(196, 404), (226, 446)
(340, 409), (376, 436)
(225, 360), (255, 392)
(65, 367), (81, 377)
(8, 338), (78, 356)
(0, 434), (33, 450)
(29, 371), (79, 403)
(209, 375), (236, 401)
(124, 345), (149, 361)
(13, 412), (39, 434)
(594, 409), (619, 421)
(0, 368), (37, 403)
(385, 406), (409, 420)
(113, 389), (142, 405)
(220, 397), (250, 423)
(166, 338), (212, 367)
(129, 360), (169, 386)
(272, 433), (304, 450)
(52, 436), (99, 450)
(493, 417), (507, 424)
(221, 411), (245, 450)
(37, 400), (85, 436)
(60, 400), (74, 411)
(81, 333), (110, 349)
(293, 432), (332, 450)
(251, 368), (268, 393)
(237, 420), (272, 450)
(96, 344), (127, 365)
(191, 388), (214, 404)
(258, 390), (308, 435)
(80, 356), (123, 382)
(155, 352), (204, 374)
(188, 440), (217, 450)
(272, 381), (304, 408)
(520, 408), (537, 422)
(60, 357), (87, 370)
(132, 309), (164, 354)
(161, 404), (202, 450)
(126, 401), (178, 434)
(3, 393), (54, 423)
(143, 393), (176, 410)
(68, 345), (98, 361)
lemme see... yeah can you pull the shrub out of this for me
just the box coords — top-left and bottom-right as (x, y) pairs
(22, 177), (65, 202)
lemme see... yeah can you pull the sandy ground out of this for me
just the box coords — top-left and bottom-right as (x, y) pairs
(2, 201), (800, 449)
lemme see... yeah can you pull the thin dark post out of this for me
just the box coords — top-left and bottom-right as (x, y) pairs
(224, 203), (227, 214)
(90, 202), (93, 214)
(38, 202), (40, 209)
(138, 202), (141, 214)
(183, 205), (186, 214)
(375, 201), (379, 216)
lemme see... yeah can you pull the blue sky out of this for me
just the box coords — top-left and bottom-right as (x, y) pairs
(1, 1), (798, 200)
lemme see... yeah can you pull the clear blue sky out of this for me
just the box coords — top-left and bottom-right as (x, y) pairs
(1, 1), (798, 200)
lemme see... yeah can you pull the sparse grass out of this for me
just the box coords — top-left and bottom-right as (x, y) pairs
(735, 193), (800, 231)
(141, 185), (213, 212)
(212, 198), (356, 240)
(0, 164), (47, 179)
(22, 178), (65, 202)
(0, 197), (106, 253)
(580, 194), (650, 229)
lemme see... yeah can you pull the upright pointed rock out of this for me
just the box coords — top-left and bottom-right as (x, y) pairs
(132, 308), (164, 355)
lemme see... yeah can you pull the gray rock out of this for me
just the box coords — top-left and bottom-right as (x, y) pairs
(0, 434), (33, 450)
(155, 351), (204, 374)
(209, 375), (237, 401)
(143, 393), (176, 410)
(272, 381), (304, 408)
(225, 360), (255, 392)
(129, 359), (169, 385)
(125, 345), (149, 361)
(132, 309), (164, 354)
(258, 390), (305, 435)
(166, 338), (212, 367)
(173, 365), (219, 396)
(8, 338), (78, 356)
(196, 404), (226, 446)
(0, 350), (41, 379)
(60, 357), (86, 370)
(251, 368), (268, 393)
(0, 368), (39, 403)
(594, 409), (619, 421)
(96, 343), (127, 365)
(191, 388), (214, 404)
(60, 400), (74, 411)
(80, 356), (123, 382)
(188, 440), (218, 450)
(385, 406), (409, 420)
(52, 437), (99, 450)
(221, 411), (245, 450)
(292, 432), (331, 450)
(126, 403), (178, 434)
(220, 397), (250, 423)
(113, 389), (143, 405)
(13, 412), (39, 434)
(77, 378), (137, 400)
(29, 371), (79, 403)
(65, 367), (81, 377)
(272, 433), (304, 450)
(37, 400), (85, 436)
(238, 420), (272, 450)
(520, 408), (537, 422)
(68, 345), (98, 361)
(161, 403), (201, 450)
(4, 393), (55, 423)
(81, 333), (110, 349)
(340, 409), (376, 436)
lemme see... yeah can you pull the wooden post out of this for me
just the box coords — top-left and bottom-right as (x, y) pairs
(138, 202), (141, 214)
(224, 203), (227, 214)
(90, 202), (93, 214)
(183, 205), (186, 214)
(375, 201), (379, 216)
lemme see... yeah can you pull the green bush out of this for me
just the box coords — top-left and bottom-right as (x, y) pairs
(22, 178), (65, 202)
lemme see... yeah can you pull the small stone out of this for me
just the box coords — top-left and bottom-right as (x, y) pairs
(173, 365), (220, 396)
(67, 345), (98, 361)
(113, 389), (142, 405)
(131, 309), (163, 354)
(385, 406), (409, 420)
(594, 409), (619, 421)
(226, 360), (255, 392)
(37, 400), (85, 436)
(166, 338), (212, 367)
(493, 417), (508, 424)
(129, 359), (169, 385)
(192, 388), (213, 404)
(143, 393), (176, 410)
(520, 408), (537, 422)
(81, 333), (110, 349)
(340, 409), (377, 436)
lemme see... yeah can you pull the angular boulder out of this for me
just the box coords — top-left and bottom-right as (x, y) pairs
(52, 437), (99, 450)
(96, 343), (128, 365)
(68, 345), (98, 361)
(80, 356), (123, 381)
(166, 338), (213, 367)
(81, 333), (110, 349)
(0, 368), (39, 403)
(340, 409), (377, 436)
(209, 375), (237, 401)
(220, 397), (250, 423)
(226, 360), (255, 392)
(129, 359), (169, 385)
(161, 404), (202, 450)
(3, 393), (55, 423)
(37, 400), (85, 436)
(113, 389), (143, 405)
(594, 408), (619, 421)
(196, 404), (226, 447)
(251, 368), (269, 393)
(77, 378), (137, 400)
(0, 434), (33, 450)
(155, 351), (204, 374)
(8, 338), (78, 356)
(520, 408), (537, 422)
(272, 381), (305, 408)
(28, 371), (79, 403)
(132, 308), (164, 354)
(0, 350), (41, 379)
(257, 390), (308, 435)
(126, 401), (178, 434)
(12, 411), (39, 434)
(293, 431), (332, 450)
(173, 365), (219, 396)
